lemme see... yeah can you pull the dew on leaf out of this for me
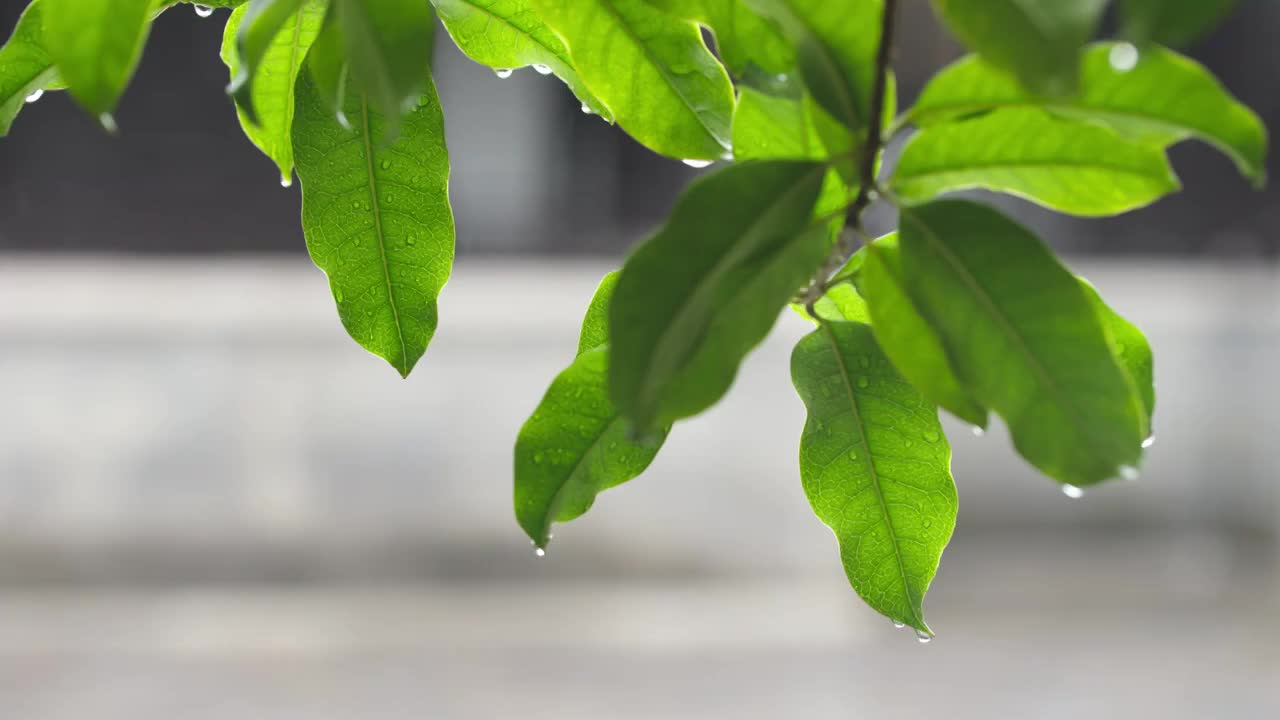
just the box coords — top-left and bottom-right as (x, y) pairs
(532, 64), (552, 75)
(1119, 465), (1140, 481)
(915, 629), (933, 644)
(893, 621), (905, 629)
(334, 287), (344, 303)
(1061, 484), (1085, 499)
(581, 103), (593, 114)
(923, 430), (940, 443)
(971, 425), (986, 437)
(1109, 43), (1139, 72)
(279, 175), (292, 188)
(1142, 434), (1156, 449)
(848, 450), (858, 461)
(98, 113), (118, 134)
(193, 4), (213, 18)
(681, 158), (713, 168)
(494, 68), (514, 79)
(380, 159), (391, 170)
(534, 546), (546, 558)
(856, 376), (870, 389)
(24, 89), (42, 103)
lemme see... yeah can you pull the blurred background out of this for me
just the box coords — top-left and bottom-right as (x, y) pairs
(2, 2), (1279, 718)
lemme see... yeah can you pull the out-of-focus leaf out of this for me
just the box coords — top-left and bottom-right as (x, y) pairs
(929, 0), (1107, 95)
(515, 273), (669, 549)
(534, 0), (735, 160)
(892, 108), (1180, 216)
(334, 0), (435, 140)
(221, 0), (325, 184)
(610, 160), (828, 433)
(791, 320), (956, 634)
(223, 0), (305, 124)
(910, 44), (1268, 185)
(646, 0), (792, 75)
(431, 0), (610, 119)
(1122, 0), (1238, 48)
(856, 235), (988, 428)
(291, 70), (454, 377)
(899, 200), (1147, 486)
(0, 0), (61, 136)
(305, 4), (350, 124)
(42, 0), (154, 122)
(1081, 281), (1156, 428)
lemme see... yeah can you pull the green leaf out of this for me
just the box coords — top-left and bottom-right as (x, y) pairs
(221, 0), (325, 184)
(1122, 0), (1238, 48)
(223, 0), (305, 124)
(515, 273), (670, 549)
(645, 0), (792, 75)
(335, 0), (435, 140)
(305, 4), (350, 124)
(42, 0), (154, 122)
(0, 0), (61, 137)
(855, 235), (988, 428)
(929, 0), (1106, 95)
(431, 0), (610, 120)
(898, 200), (1146, 486)
(1082, 281), (1155, 428)
(791, 320), (956, 634)
(534, 0), (735, 160)
(610, 160), (828, 433)
(291, 69), (454, 377)
(746, 0), (883, 137)
(910, 44), (1268, 185)
(892, 108), (1180, 216)
(791, 282), (869, 325)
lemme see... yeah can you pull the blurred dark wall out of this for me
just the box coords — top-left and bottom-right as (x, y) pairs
(1, 1), (1279, 256)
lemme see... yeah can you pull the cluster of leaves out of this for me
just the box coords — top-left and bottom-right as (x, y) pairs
(0, 0), (1265, 636)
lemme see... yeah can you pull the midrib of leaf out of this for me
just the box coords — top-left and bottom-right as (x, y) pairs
(636, 165), (824, 410)
(455, 0), (573, 66)
(898, 157), (1171, 179)
(819, 320), (924, 633)
(535, 413), (624, 548)
(904, 212), (1110, 453)
(598, 0), (724, 146)
(359, 95), (409, 373)
(911, 101), (1198, 142)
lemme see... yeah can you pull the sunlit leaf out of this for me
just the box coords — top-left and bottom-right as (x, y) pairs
(911, 43), (1268, 185)
(534, 0), (735, 160)
(646, 0), (792, 75)
(929, 0), (1107, 95)
(1082, 281), (1155, 428)
(221, 0), (325, 184)
(0, 0), (61, 136)
(610, 160), (828, 433)
(899, 200), (1147, 486)
(792, 320), (956, 634)
(515, 273), (669, 549)
(431, 0), (610, 119)
(42, 0), (154, 121)
(292, 69), (454, 377)
(893, 108), (1180, 216)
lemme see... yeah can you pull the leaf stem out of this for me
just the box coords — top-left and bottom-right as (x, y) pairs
(803, 0), (898, 302)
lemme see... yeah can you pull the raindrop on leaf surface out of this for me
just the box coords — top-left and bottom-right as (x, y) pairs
(1109, 43), (1139, 72)
(915, 629), (932, 644)
(24, 89), (42, 103)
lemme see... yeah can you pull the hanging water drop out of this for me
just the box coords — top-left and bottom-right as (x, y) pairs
(24, 88), (43, 103)
(893, 621), (905, 629)
(98, 113), (118, 133)
(1061, 484), (1085, 499)
(1119, 465), (1140, 481)
(532, 64), (552, 75)
(971, 425), (986, 438)
(1142, 434), (1156, 449)
(534, 546), (546, 558)
(580, 102), (593, 115)
(914, 629), (932, 644)
(1109, 43), (1139, 72)
(681, 158), (713, 168)
(494, 68), (514, 79)
(193, 4), (214, 18)
(279, 175), (292, 188)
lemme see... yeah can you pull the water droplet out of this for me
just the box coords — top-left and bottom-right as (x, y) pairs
(334, 287), (344, 303)
(915, 629), (933, 644)
(923, 430), (941, 443)
(893, 621), (905, 629)
(1142, 434), (1156, 449)
(534, 546), (546, 558)
(1062, 484), (1085, 499)
(848, 450), (858, 461)
(1119, 464), (1140, 481)
(856, 376), (869, 389)
(380, 159), (391, 170)
(682, 158), (713, 168)
(193, 4), (214, 18)
(532, 64), (552, 75)
(98, 113), (118, 133)
(406, 235), (416, 246)
(351, 200), (361, 209)
(494, 68), (514, 79)
(904, 439), (914, 448)
(580, 102), (593, 114)
(971, 425), (986, 438)
(279, 175), (292, 188)
(1109, 42), (1139, 72)
(385, 194), (394, 204)
(534, 451), (545, 464)
(24, 88), (43, 103)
